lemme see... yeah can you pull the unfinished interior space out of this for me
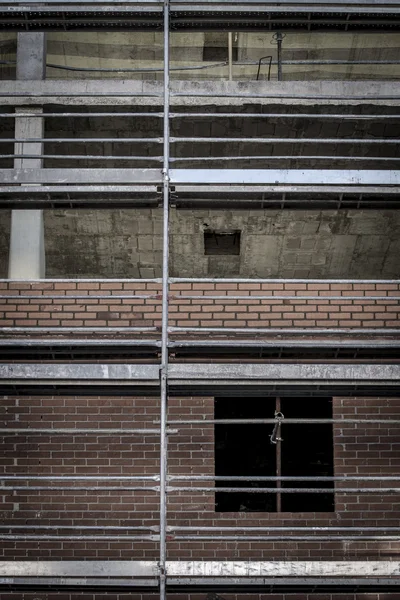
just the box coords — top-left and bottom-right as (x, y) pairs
(0, 1), (399, 600)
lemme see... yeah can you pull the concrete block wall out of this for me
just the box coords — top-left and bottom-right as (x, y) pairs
(0, 394), (399, 561)
(2, 208), (400, 281)
(0, 280), (399, 334)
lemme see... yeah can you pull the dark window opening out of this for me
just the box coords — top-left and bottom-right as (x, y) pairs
(204, 230), (241, 256)
(215, 397), (334, 513)
(203, 32), (238, 62)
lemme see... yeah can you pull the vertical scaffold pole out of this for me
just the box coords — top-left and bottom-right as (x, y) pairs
(160, 1), (170, 599)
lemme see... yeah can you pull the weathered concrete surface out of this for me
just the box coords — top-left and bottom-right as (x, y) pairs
(44, 31), (400, 82)
(1, 80), (400, 107)
(0, 208), (398, 279)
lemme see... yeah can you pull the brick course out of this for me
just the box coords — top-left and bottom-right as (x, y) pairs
(0, 280), (399, 333)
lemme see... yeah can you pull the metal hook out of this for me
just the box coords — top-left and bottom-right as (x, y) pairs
(270, 410), (284, 444)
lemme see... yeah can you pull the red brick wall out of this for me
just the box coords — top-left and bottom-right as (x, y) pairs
(1, 394), (399, 562)
(0, 280), (399, 333)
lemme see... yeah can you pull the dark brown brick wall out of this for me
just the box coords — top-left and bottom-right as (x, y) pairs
(0, 280), (398, 332)
(1, 395), (399, 562)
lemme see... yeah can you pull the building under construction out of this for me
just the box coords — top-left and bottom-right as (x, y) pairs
(0, 1), (399, 599)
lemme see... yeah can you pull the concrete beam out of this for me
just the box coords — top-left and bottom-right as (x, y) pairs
(1, 80), (400, 106)
(0, 363), (398, 385)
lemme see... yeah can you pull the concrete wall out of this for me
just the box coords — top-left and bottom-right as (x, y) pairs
(2, 31), (400, 81)
(1, 209), (399, 279)
(44, 31), (400, 81)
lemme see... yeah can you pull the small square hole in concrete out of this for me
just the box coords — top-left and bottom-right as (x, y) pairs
(204, 230), (241, 256)
(203, 32), (238, 62)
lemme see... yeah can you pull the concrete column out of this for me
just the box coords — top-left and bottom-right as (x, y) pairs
(8, 33), (46, 279)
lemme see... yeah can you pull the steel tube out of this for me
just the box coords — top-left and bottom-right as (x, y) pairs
(0, 525), (158, 530)
(173, 295), (398, 300)
(166, 419), (400, 425)
(167, 487), (400, 493)
(1, 327), (158, 332)
(0, 93), (163, 98)
(1, 138), (162, 143)
(168, 475), (400, 481)
(0, 535), (159, 541)
(171, 156), (400, 162)
(0, 340), (162, 347)
(170, 137), (400, 144)
(170, 112), (400, 119)
(0, 476), (159, 480)
(168, 340), (400, 348)
(0, 113), (164, 118)
(276, 32), (283, 81)
(0, 486), (160, 491)
(169, 278), (400, 284)
(0, 278), (161, 282)
(171, 535), (400, 541)
(0, 295), (158, 300)
(168, 526), (400, 531)
(0, 429), (165, 434)
(1, 486), (160, 491)
(169, 327), (400, 334)
(159, 4), (170, 600)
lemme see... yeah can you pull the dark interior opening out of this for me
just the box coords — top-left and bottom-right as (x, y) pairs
(204, 230), (241, 255)
(203, 32), (239, 62)
(215, 396), (334, 512)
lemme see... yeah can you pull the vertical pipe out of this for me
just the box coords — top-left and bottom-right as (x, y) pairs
(276, 32), (283, 81)
(276, 397), (282, 512)
(160, 1), (170, 599)
(228, 32), (233, 81)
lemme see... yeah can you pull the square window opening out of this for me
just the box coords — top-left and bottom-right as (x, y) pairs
(203, 32), (238, 62)
(204, 230), (241, 256)
(215, 396), (334, 513)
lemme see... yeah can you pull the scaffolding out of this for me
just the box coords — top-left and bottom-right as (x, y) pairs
(0, 0), (400, 595)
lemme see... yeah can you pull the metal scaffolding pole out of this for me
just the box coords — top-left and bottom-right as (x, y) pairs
(160, 2), (170, 599)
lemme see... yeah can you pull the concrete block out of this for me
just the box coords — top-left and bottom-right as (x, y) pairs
(208, 256), (240, 277)
(139, 267), (155, 278)
(300, 237), (316, 251)
(137, 218), (153, 235)
(244, 234), (281, 277)
(327, 235), (358, 276)
(285, 238), (302, 250)
(138, 236), (154, 252)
